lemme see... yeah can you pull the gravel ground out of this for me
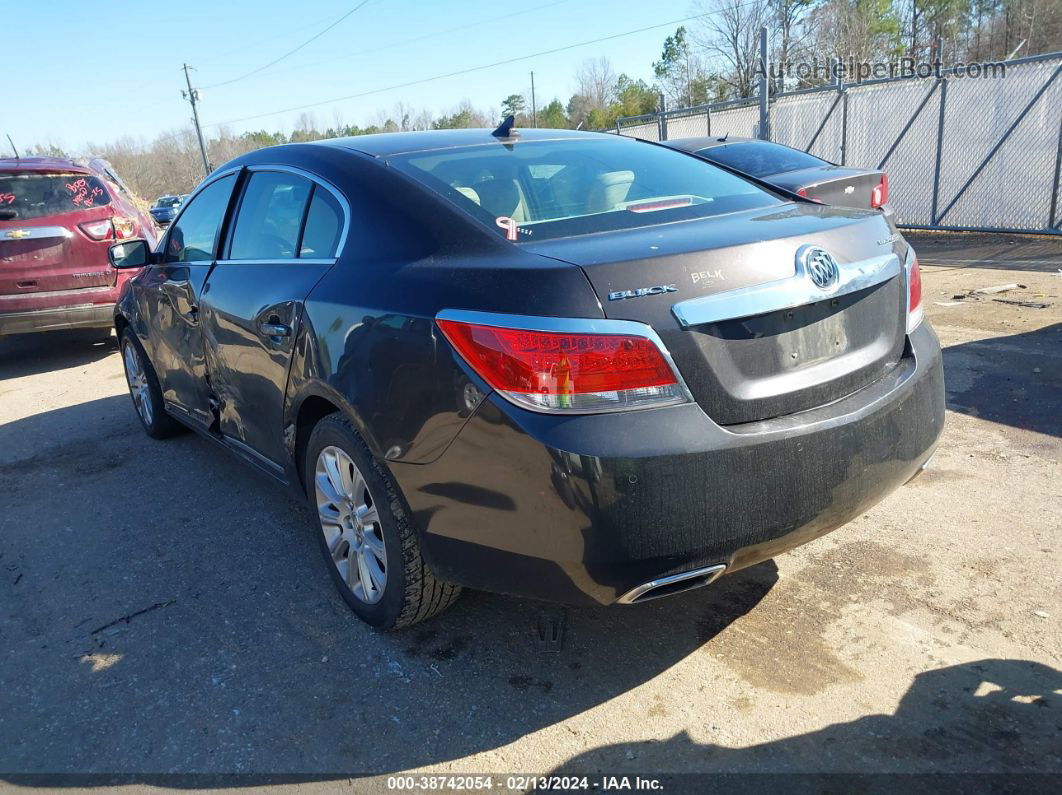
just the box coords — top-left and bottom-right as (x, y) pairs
(0, 232), (1059, 788)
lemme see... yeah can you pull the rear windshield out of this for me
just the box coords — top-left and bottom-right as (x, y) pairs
(0, 172), (111, 221)
(390, 137), (782, 242)
(697, 141), (829, 177)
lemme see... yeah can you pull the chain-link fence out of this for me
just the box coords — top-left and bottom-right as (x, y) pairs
(612, 52), (1062, 235)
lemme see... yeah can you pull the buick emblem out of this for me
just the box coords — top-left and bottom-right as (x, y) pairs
(800, 246), (840, 291)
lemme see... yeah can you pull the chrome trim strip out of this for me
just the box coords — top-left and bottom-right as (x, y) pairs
(0, 285), (112, 301)
(214, 258), (337, 266)
(2, 226), (73, 242)
(671, 252), (901, 328)
(434, 308), (696, 414)
(617, 564), (727, 604)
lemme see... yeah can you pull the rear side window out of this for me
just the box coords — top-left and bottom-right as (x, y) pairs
(0, 173), (111, 221)
(390, 137), (780, 242)
(299, 187), (343, 258)
(163, 174), (236, 263)
(698, 142), (829, 177)
(229, 172), (311, 260)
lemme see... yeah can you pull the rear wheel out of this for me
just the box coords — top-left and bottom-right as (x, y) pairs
(119, 328), (183, 439)
(305, 413), (461, 629)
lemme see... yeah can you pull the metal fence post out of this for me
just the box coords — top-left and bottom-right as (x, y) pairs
(706, 106), (711, 136)
(1051, 116), (1062, 228)
(840, 89), (848, 165)
(930, 78), (948, 226)
(657, 93), (667, 141)
(758, 26), (770, 140)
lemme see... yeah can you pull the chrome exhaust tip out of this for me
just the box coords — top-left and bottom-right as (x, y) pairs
(617, 564), (727, 605)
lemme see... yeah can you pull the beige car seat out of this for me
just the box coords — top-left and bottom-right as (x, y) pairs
(587, 170), (635, 213)
(472, 177), (528, 223)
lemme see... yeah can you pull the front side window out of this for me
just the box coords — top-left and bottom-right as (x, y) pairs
(390, 137), (782, 242)
(163, 174), (235, 263)
(698, 141), (829, 177)
(229, 172), (312, 260)
(0, 173), (111, 221)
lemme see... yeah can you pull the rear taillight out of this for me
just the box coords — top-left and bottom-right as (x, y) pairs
(436, 313), (690, 413)
(78, 219), (114, 241)
(795, 187), (822, 203)
(906, 250), (923, 333)
(112, 216), (136, 239)
(871, 173), (889, 209)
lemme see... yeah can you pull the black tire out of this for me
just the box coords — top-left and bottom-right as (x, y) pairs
(119, 328), (183, 439)
(304, 412), (461, 629)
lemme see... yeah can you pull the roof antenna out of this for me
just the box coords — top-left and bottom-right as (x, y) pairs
(5, 134), (19, 160)
(492, 114), (518, 139)
(718, 132), (729, 143)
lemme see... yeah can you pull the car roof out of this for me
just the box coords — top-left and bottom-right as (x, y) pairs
(663, 136), (759, 152)
(316, 127), (624, 157)
(0, 156), (95, 174)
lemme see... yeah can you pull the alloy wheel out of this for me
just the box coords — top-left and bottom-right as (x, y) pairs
(123, 342), (153, 426)
(314, 446), (387, 604)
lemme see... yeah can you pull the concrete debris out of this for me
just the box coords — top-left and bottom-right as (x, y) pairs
(972, 283), (1025, 295)
(992, 298), (1049, 309)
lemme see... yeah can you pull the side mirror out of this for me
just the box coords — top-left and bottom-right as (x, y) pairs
(109, 239), (151, 269)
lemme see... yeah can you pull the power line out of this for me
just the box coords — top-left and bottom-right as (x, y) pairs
(201, 0), (375, 89)
(203, 10), (716, 129)
(204, 0), (573, 91)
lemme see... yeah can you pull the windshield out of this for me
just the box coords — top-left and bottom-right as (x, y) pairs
(155, 196), (181, 208)
(390, 137), (782, 242)
(697, 141), (829, 177)
(0, 172), (111, 221)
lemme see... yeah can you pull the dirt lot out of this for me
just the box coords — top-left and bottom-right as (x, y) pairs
(0, 232), (1059, 788)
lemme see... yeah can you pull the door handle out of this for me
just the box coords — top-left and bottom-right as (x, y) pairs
(259, 322), (292, 338)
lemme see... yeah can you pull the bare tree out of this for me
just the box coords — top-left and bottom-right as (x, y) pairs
(576, 57), (618, 108)
(770, 0), (817, 90)
(810, 0), (902, 65)
(694, 0), (769, 99)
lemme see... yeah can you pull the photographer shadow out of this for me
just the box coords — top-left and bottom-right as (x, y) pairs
(549, 657), (1062, 785)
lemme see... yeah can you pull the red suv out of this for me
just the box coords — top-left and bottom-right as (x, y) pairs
(0, 157), (158, 336)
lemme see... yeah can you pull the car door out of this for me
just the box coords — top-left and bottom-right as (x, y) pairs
(138, 172), (237, 428)
(199, 167), (346, 468)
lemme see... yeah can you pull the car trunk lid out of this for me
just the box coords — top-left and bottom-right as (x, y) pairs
(0, 171), (116, 297)
(770, 166), (884, 210)
(525, 204), (908, 426)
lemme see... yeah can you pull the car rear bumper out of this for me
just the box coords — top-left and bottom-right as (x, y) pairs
(0, 303), (115, 335)
(390, 321), (945, 606)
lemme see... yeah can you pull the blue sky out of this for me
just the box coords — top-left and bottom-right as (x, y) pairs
(5, 0), (696, 152)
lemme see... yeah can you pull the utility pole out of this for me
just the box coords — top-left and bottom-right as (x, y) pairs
(530, 71), (537, 128)
(182, 63), (211, 177)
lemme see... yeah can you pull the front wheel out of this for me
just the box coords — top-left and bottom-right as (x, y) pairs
(119, 328), (183, 439)
(305, 413), (461, 629)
